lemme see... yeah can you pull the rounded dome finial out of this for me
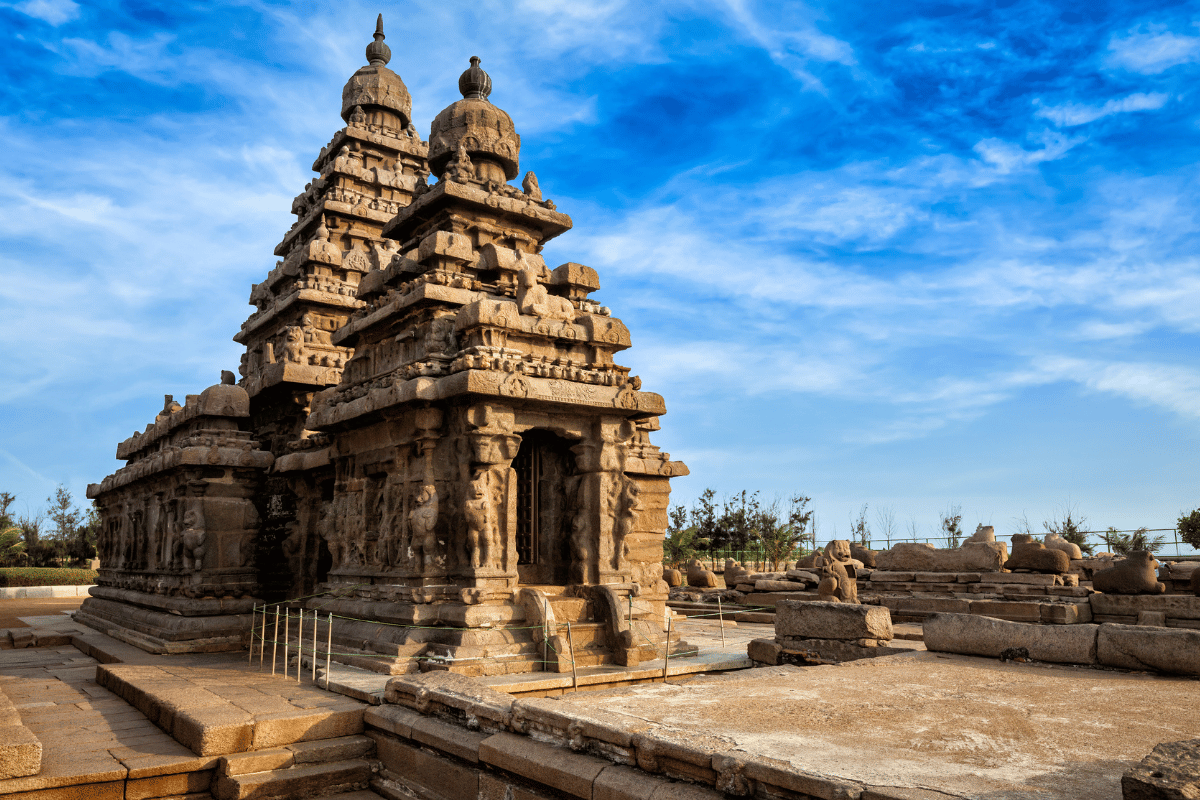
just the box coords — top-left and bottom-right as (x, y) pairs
(365, 13), (391, 66)
(458, 56), (491, 100)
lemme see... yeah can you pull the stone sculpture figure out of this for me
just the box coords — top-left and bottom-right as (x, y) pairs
(282, 326), (305, 363)
(1044, 532), (1083, 559)
(1005, 535), (1069, 574)
(445, 143), (474, 184)
(408, 483), (439, 570)
(464, 473), (494, 569)
(817, 540), (859, 604)
(724, 559), (752, 587)
(612, 479), (641, 569)
(180, 508), (206, 573)
(522, 171), (541, 201)
(1092, 551), (1166, 595)
(686, 558), (719, 588)
(516, 264), (575, 321)
(966, 525), (996, 543)
(662, 567), (683, 588)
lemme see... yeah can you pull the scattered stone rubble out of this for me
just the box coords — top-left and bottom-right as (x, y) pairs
(1123, 739), (1200, 800)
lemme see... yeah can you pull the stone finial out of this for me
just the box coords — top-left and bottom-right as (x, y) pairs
(221, 370), (236, 385)
(365, 13), (391, 66)
(458, 56), (492, 100)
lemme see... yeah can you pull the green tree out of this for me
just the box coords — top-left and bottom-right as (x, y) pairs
(663, 524), (707, 569)
(689, 489), (720, 554)
(1044, 502), (1094, 556)
(43, 485), (83, 564)
(940, 505), (963, 548)
(715, 490), (761, 552)
(756, 495), (813, 570)
(1103, 527), (1166, 556)
(1178, 509), (1200, 550)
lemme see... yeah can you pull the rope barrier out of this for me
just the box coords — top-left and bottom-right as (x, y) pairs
(245, 595), (770, 686)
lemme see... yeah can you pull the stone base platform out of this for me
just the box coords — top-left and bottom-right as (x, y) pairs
(76, 590), (257, 654)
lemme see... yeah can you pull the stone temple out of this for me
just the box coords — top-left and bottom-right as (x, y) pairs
(83, 17), (689, 675)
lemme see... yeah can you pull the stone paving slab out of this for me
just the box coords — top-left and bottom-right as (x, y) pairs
(97, 663), (365, 756)
(0, 644), (218, 799)
(544, 651), (1198, 799)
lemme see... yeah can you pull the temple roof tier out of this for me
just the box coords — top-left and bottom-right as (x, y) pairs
(381, 176), (570, 247)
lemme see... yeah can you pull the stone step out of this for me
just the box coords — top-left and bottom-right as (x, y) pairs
(213, 758), (372, 800)
(556, 621), (606, 648)
(547, 596), (590, 623)
(219, 735), (375, 777)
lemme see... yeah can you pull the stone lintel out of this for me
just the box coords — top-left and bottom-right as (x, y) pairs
(308, 370), (666, 431)
(245, 361), (344, 398)
(236, 288), (361, 342)
(312, 124), (429, 174)
(333, 282), (482, 346)
(382, 179), (572, 245)
(92, 446), (273, 496)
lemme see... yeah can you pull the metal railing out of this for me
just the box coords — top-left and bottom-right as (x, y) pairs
(669, 528), (1199, 568)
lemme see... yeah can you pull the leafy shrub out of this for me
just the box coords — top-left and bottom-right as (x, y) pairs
(0, 567), (98, 587)
(1178, 509), (1200, 550)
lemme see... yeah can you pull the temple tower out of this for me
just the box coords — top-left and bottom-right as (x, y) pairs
(303, 57), (688, 673)
(233, 18), (430, 599)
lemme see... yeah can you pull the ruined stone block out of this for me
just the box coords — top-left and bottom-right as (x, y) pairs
(776, 600), (893, 641)
(923, 613), (1098, 664)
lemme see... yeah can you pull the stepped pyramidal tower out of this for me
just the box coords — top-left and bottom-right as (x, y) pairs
(84, 17), (689, 674)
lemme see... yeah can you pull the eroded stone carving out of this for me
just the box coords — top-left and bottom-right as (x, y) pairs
(1093, 551), (1166, 595)
(817, 540), (859, 604)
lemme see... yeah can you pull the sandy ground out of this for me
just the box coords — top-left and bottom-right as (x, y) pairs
(554, 650), (1199, 800)
(0, 597), (86, 628)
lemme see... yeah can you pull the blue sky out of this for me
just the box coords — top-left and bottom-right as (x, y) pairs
(1, 0), (1198, 548)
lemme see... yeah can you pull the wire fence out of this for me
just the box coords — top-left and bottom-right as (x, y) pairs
(675, 527), (1199, 569)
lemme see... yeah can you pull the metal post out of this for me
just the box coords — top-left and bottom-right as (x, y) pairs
(259, 605), (267, 670)
(312, 607), (318, 682)
(297, 609), (303, 683)
(283, 608), (290, 679)
(271, 607), (280, 675)
(717, 597), (725, 650)
(565, 622), (579, 693)
(325, 612), (333, 689)
(628, 596), (633, 631)
(662, 615), (673, 683)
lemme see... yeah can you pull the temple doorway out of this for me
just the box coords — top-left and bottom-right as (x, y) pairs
(513, 430), (576, 586)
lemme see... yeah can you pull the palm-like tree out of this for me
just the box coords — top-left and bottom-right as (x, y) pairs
(0, 526), (26, 565)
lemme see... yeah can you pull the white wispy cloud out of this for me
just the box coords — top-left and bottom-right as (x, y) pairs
(1035, 92), (1170, 127)
(1106, 25), (1200, 74)
(10, 0), (78, 25)
(971, 131), (1081, 173)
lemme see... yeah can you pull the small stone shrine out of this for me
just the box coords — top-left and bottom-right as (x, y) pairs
(83, 18), (689, 673)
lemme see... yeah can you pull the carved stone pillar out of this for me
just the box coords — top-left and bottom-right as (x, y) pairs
(464, 402), (521, 587)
